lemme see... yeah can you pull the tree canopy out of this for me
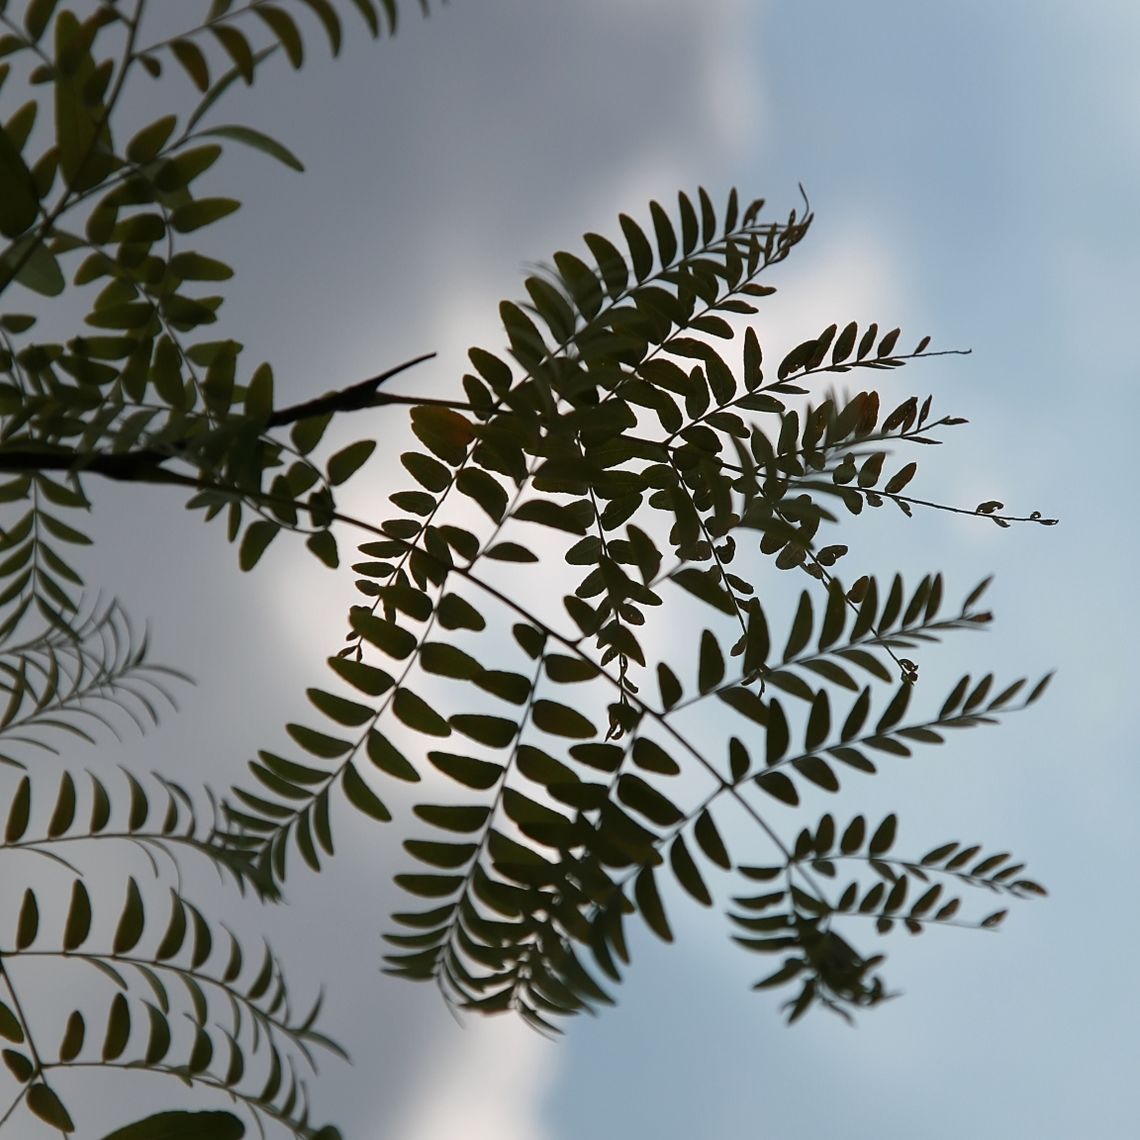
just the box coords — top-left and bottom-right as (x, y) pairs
(0, 2), (1055, 1137)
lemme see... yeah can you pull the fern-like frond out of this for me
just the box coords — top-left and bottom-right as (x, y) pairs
(133, 0), (441, 92)
(730, 810), (1046, 1023)
(0, 597), (185, 764)
(0, 873), (341, 1137)
(0, 767), (270, 894)
(213, 187), (1053, 1028)
(0, 470), (92, 636)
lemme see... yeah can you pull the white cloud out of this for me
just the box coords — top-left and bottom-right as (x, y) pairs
(390, 1018), (558, 1140)
(757, 220), (906, 348)
(694, 0), (769, 153)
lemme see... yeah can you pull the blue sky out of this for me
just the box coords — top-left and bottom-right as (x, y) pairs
(28, 1), (1140, 1136)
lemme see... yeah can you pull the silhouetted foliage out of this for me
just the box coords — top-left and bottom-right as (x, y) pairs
(0, 1), (1053, 1135)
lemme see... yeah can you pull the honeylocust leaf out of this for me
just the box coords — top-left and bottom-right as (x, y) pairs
(202, 124), (304, 171)
(97, 1111), (245, 1140)
(27, 1084), (74, 1133)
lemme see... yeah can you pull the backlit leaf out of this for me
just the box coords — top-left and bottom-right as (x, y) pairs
(869, 814), (897, 856)
(0, 1004), (21, 1044)
(694, 810), (731, 870)
(239, 520), (277, 571)
(97, 1112), (246, 1140)
(341, 764), (391, 821)
(203, 123), (304, 170)
(327, 440), (376, 485)
(350, 611), (417, 658)
(783, 592), (813, 659)
(532, 700), (596, 739)
(765, 699), (789, 765)
(15, 890), (37, 950)
(393, 687), (451, 737)
(58, 1011), (82, 1062)
(669, 835), (712, 906)
(634, 867), (672, 941)
(631, 737), (680, 776)
(619, 213), (654, 280)
(427, 751), (502, 791)
(63, 879), (91, 950)
(437, 593), (486, 631)
(102, 993), (130, 1061)
(755, 771), (798, 805)
(308, 688), (374, 727)
(27, 1084), (73, 1133)
(697, 629), (724, 693)
(450, 714), (518, 747)
(0, 120), (38, 239)
(287, 723), (352, 759)
(367, 731), (420, 781)
(484, 542), (538, 562)
(112, 879), (145, 955)
(170, 197), (241, 233)
(617, 774), (683, 826)
(6, 776), (29, 842)
(307, 529), (339, 568)
(657, 663), (682, 710)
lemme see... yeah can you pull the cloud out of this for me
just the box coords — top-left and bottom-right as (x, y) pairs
(390, 1018), (558, 1140)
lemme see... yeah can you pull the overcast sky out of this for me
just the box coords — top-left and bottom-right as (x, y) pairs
(16, 1), (1140, 1137)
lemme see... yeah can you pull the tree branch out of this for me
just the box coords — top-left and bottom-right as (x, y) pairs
(265, 351), (438, 427)
(0, 353), (446, 483)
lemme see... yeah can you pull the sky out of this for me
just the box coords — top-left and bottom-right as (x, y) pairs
(7, 1), (1140, 1137)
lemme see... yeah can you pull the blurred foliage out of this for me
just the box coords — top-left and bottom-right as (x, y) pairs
(0, 0), (1054, 1135)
